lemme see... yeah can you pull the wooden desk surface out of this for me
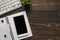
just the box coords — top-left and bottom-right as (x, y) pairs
(23, 0), (60, 40)
(24, 10), (60, 40)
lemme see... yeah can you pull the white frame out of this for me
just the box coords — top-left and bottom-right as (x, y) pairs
(7, 11), (33, 39)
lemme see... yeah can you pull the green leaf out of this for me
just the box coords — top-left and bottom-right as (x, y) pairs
(22, 0), (30, 5)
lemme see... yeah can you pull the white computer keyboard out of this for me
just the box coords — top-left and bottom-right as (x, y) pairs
(0, 0), (22, 15)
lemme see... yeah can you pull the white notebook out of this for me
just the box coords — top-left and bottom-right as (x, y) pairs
(0, 17), (12, 40)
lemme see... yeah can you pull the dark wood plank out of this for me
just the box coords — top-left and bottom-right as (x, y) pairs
(24, 0), (60, 40)
(24, 23), (60, 40)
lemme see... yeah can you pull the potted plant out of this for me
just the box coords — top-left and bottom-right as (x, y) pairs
(22, 0), (31, 13)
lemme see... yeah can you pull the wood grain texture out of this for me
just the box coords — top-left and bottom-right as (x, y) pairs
(24, 23), (60, 40)
(31, 0), (60, 10)
(23, 0), (60, 40)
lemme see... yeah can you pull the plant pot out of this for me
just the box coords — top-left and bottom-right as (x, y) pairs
(24, 3), (31, 13)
